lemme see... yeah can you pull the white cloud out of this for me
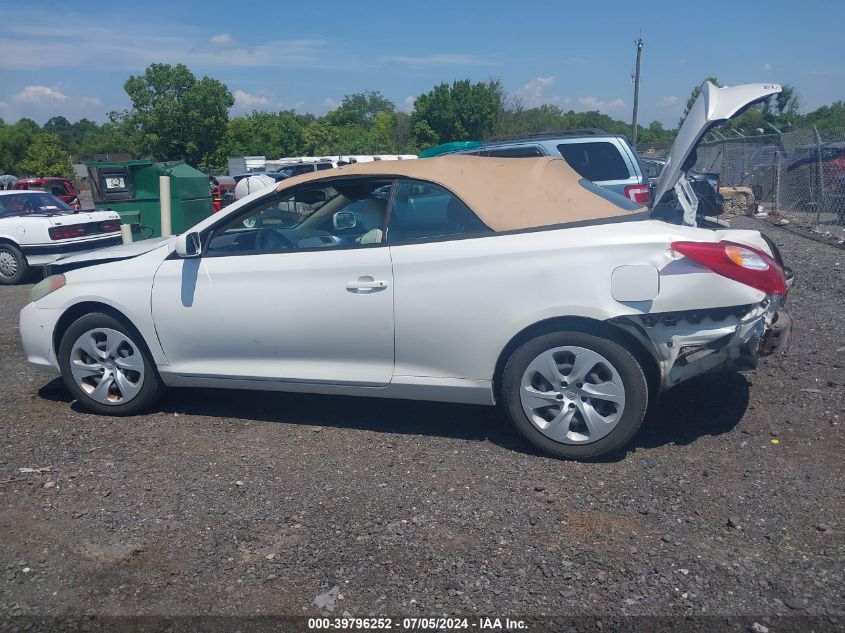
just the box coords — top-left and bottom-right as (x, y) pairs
(13, 85), (67, 103)
(401, 95), (415, 112)
(659, 95), (679, 107)
(0, 17), (330, 70)
(0, 85), (108, 123)
(762, 63), (772, 71)
(233, 89), (270, 108)
(513, 76), (571, 108)
(578, 96), (625, 112)
(322, 98), (339, 109)
(516, 76), (553, 103)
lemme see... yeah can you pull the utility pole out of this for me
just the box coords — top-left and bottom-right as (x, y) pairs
(631, 37), (644, 147)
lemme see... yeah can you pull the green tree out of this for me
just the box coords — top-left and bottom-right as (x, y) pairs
(803, 101), (845, 129)
(302, 120), (339, 155)
(0, 118), (41, 175)
(393, 111), (413, 153)
(42, 116), (74, 150)
(411, 80), (501, 146)
(637, 121), (676, 149)
(121, 63), (233, 169)
(17, 132), (73, 178)
(225, 110), (311, 157)
(370, 112), (398, 153)
(324, 91), (395, 128)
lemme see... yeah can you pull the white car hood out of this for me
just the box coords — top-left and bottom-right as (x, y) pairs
(55, 236), (174, 265)
(652, 82), (782, 206)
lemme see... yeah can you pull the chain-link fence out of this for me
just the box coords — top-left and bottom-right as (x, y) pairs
(694, 128), (845, 245)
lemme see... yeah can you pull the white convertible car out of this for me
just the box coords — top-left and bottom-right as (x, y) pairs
(19, 82), (792, 459)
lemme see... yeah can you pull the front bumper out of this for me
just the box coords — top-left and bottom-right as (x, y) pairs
(19, 302), (63, 375)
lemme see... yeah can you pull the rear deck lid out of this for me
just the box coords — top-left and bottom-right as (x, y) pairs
(652, 82), (782, 207)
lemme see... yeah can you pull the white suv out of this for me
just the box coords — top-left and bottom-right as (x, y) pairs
(448, 130), (652, 205)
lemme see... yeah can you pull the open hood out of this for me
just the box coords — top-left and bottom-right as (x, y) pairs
(652, 81), (782, 208)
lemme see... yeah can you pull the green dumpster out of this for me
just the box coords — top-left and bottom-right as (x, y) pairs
(86, 159), (213, 240)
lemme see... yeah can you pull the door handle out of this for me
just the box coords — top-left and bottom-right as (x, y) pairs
(346, 276), (388, 293)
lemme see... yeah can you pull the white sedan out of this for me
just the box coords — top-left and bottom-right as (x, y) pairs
(19, 83), (792, 459)
(0, 190), (122, 284)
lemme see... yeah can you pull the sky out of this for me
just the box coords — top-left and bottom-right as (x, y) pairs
(0, 0), (843, 128)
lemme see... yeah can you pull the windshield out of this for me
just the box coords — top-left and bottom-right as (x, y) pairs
(0, 193), (73, 218)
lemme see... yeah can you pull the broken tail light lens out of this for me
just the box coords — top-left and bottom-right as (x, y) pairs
(670, 240), (788, 296)
(624, 184), (651, 205)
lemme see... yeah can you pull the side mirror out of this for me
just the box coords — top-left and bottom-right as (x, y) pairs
(333, 211), (357, 231)
(175, 231), (202, 258)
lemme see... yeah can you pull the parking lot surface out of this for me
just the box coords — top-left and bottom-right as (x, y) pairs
(1, 219), (843, 626)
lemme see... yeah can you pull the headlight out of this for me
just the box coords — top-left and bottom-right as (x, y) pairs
(30, 274), (66, 303)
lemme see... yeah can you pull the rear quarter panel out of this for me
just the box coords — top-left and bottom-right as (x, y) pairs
(0, 216), (52, 245)
(389, 220), (765, 381)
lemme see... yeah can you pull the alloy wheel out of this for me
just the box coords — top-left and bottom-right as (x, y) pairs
(69, 328), (145, 405)
(519, 346), (626, 444)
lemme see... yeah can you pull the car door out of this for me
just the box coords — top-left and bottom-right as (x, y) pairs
(386, 179), (494, 380)
(150, 178), (395, 386)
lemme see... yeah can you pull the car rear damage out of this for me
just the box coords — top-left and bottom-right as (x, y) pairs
(608, 231), (793, 392)
(613, 295), (791, 391)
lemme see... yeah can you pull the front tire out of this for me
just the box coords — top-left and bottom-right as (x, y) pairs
(502, 331), (648, 460)
(58, 313), (164, 416)
(0, 243), (28, 285)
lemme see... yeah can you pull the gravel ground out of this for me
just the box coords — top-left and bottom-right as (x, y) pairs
(0, 218), (843, 630)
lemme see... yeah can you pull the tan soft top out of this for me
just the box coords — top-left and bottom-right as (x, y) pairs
(274, 156), (641, 232)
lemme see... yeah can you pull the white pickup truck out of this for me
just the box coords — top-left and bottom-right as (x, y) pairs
(0, 190), (123, 284)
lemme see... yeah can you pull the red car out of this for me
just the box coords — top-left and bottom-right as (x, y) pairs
(210, 175), (236, 212)
(14, 178), (80, 210)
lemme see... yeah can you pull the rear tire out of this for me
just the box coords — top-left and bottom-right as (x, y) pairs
(0, 243), (28, 285)
(502, 331), (648, 460)
(58, 312), (164, 416)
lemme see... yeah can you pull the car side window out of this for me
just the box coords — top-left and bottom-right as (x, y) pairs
(387, 180), (490, 243)
(556, 141), (631, 181)
(205, 179), (392, 256)
(486, 146), (544, 158)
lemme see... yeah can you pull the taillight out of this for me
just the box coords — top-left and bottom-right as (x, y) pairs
(100, 220), (121, 233)
(625, 184), (651, 205)
(670, 240), (787, 296)
(48, 225), (87, 240)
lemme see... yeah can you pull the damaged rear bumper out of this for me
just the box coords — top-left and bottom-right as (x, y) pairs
(614, 298), (792, 390)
